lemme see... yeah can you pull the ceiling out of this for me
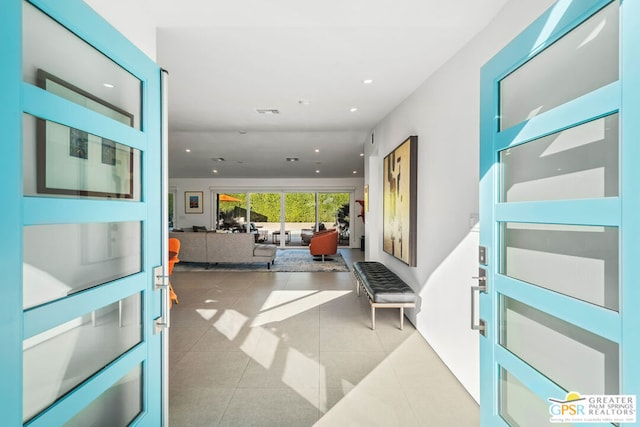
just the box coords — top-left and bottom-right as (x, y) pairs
(147, 0), (510, 179)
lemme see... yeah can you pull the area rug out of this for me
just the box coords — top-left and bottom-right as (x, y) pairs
(173, 249), (350, 272)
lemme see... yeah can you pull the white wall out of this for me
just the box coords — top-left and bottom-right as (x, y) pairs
(364, 0), (555, 402)
(169, 177), (365, 247)
(83, 0), (157, 60)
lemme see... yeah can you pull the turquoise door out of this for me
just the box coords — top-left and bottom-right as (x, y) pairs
(0, 1), (166, 425)
(479, 0), (640, 425)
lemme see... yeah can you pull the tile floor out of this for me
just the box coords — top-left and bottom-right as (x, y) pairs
(168, 249), (479, 426)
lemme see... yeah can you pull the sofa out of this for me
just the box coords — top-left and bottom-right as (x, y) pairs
(169, 231), (277, 268)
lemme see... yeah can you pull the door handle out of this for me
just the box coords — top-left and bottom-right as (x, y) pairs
(471, 267), (487, 291)
(471, 268), (487, 336)
(154, 265), (170, 334)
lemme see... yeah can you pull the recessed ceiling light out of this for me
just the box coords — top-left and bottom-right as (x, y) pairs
(214, 157), (225, 162)
(298, 100), (311, 105)
(314, 148), (320, 153)
(350, 107), (358, 112)
(239, 130), (248, 134)
(362, 79), (373, 84)
(256, 108), (280, 115)
(360, 153), (364, 157)
(352, 170), (358, 174)
(185, 149), (191, 153)
(286, 157), (299, 162)
(212, 169), (218, 174)
(103, 83), (114, 88)
(315, 170), (320, 174)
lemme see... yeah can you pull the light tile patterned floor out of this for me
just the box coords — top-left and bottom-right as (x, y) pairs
(168, 249), (479, 426)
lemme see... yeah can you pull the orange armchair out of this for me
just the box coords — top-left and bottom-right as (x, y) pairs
(168, 238), (181, 275)
(168, 238), (181, 307)
(309, 230), (338, 261)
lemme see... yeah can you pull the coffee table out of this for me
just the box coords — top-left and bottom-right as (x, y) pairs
(272, 230), (291, 244)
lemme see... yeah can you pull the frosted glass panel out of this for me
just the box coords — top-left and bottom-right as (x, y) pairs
(22, 1), (142, 129)
(500, 3), (618, 130)
(23, 222), (141, 309)
(65, 365), (142, 427)
(23, 293), (142, 422)
(502, 223), (618, 311)
(500, 297), (618, 396)
(500, 368), (576, 427)
(23, 114), (141, 200)
(501, 115), (618, 202)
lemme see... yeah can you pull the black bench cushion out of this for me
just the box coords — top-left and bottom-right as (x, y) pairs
(353, 261), (416, 304)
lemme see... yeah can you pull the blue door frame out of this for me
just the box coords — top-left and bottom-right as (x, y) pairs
(0, 1), (164, 425)
(0, 0), (25, 425)
(480, 0), (640, 425)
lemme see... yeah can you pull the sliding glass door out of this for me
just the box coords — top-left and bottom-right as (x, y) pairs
(284, 192), (316, 247)
(319, 192), (351, 247)
(249, 192), (280, 243)
(216, 192), (247, 232)
(212, 190), (354, 248)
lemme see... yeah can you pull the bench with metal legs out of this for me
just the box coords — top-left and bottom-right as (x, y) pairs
(353, 261), (416, 330)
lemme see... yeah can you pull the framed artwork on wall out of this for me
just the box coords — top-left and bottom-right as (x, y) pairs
(36, 69), (136, 199)
(383, 135), (418, 266)
(185, 191), (204, 214)
(364, 184), (369, 212)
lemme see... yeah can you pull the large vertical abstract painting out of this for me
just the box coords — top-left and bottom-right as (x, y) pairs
(383, 136), (417, 266)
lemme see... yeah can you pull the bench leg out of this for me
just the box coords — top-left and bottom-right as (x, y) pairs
(356, 279), (360, 297)
(400, 307), (404, 330)
(371, 305), (376, 330)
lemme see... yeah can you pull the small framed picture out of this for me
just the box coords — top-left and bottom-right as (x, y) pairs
(101, 139), (116, 165)
(185, 191), (203, 214)
(69, 128), (89, 159)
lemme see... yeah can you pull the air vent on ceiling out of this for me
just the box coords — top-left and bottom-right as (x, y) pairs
(256, 108), (280, 115)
